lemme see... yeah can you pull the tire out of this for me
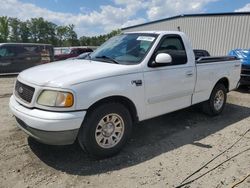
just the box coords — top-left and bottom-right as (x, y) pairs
(78, 102), (133, 159)
(202, 83), (227, 116)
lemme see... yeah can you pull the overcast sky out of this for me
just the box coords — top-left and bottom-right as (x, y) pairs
(1, 0), (250, 37)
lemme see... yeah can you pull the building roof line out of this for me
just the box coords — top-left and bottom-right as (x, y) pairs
(121, 12), (250, 30)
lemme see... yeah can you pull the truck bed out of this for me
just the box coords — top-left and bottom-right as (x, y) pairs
(192, 57), (241, 105)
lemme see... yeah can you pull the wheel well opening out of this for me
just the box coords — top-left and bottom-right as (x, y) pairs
(217, 77), (229, 92)
(87, 96), (139, 123)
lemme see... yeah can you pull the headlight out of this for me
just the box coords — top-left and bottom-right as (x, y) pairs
(37, 90), (74, 107)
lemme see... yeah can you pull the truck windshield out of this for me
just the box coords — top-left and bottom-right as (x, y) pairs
(90, 33), (158, 65)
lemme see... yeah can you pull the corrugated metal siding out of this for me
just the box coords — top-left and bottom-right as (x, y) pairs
(122, 15), (250, 56)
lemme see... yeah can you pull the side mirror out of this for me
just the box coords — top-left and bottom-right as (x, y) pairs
(155, 53), (172, 64)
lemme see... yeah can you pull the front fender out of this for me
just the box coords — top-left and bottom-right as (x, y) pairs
(72, 74), (145, 121)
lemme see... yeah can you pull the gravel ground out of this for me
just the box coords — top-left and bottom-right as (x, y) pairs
(0, 76), (249, 188)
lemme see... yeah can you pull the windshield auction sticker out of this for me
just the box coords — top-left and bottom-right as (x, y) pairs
(137, 36), (155, 42)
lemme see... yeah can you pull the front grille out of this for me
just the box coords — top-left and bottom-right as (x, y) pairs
(15, 81), (35, 103)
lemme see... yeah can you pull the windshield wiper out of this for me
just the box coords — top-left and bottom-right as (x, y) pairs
(95, 55), (119, 64)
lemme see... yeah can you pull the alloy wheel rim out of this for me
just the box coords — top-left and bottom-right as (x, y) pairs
(214, 90), (224, 111)
(95, 113), (124, 148)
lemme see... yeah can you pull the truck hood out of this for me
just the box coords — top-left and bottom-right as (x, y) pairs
(18, 60), (140, 87)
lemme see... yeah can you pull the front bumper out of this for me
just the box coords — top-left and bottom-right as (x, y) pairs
(9, 95), (86, 145)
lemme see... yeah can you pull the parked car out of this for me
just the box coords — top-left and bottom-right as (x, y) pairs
(54, 48), (93, 61)
(0, 43), (54, 75)
(229, 49), (250, 86)
(9, 31), (241, 158)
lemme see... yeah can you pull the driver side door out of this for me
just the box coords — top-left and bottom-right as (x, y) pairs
(143, 34), (195, 119)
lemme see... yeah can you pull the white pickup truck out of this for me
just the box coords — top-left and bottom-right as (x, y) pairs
(9, 31), (241, 158)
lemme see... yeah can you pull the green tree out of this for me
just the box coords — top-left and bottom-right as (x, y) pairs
(65, 24), (79, 46)
(46, 22), (58, 45)
(28, 17), (58, 44)
(33, 17), (48, 43)
(0, 16), (9, 42)
(0, 16), (122, 46)
(79, 29), (121, 46)
(19, 21), (30, 43)
(56, 25), (68, 47)
(79, 36), (88, 46)
(28, 18), (39, 42)
(9, 17), (21, 42)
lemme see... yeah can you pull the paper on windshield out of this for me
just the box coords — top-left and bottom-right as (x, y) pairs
(137, 36), (155, 42)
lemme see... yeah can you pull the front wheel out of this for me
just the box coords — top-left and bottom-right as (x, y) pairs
(202, 83), (227, 116)
(78, 103), (133, 159)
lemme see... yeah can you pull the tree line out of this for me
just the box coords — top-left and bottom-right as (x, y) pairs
(0, 16), (121, 47)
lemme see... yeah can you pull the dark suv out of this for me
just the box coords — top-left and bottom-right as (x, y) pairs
(0, 43), (54, 75)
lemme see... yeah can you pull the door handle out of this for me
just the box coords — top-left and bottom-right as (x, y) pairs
(186, 71), (193, 77)
(234, 64), (240, 67)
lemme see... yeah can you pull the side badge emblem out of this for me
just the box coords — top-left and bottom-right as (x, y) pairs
(131, 80), (142, 86)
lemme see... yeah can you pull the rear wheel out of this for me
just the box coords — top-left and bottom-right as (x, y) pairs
(78, 103), (132, 159)
(202, 83), (227, 116)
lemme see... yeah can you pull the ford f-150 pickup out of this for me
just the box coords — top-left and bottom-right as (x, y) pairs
(9, 31), (241, 158)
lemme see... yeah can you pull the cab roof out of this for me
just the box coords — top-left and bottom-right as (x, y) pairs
(124, 30), (185, 35)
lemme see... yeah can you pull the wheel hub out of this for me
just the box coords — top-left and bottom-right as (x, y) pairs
(102, 123), (115, 137)
(214, 90), (224, 111)
(95, 113), (125, 148)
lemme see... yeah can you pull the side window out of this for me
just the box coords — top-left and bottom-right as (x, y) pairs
(72, 49), (79, 54)
(0, 47), (6, 57)
(21, 45), (40, 59)
(79, 49), (86, 54)
(0, 46), (16, 57)
(70, 49), (75, 54)
(155, 35), (187, 65)
(73, 49), (80, 54)
(16, 46), (28, 57)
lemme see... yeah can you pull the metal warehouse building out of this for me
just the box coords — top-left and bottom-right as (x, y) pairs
(121, 12), (250, 56)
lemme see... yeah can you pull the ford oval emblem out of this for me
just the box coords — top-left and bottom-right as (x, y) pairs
(18, 87), (23, 94)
